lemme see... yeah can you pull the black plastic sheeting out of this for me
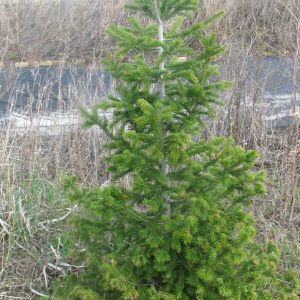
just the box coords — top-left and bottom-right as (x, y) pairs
(0, 57), (299, 128)
(0, 65), (111, 116)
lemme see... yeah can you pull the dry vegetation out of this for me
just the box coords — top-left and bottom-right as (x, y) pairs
(0, 0), (299, 62)
(0, 0), (299, 298)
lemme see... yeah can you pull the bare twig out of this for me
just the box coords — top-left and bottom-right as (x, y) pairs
(43, 266), (49, 290)
(30, 286), (50, 298)
(38, 205), (78, 227)
(47, 262), (65, 275)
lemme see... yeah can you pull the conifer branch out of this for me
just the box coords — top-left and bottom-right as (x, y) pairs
(111, 202), (150, 222)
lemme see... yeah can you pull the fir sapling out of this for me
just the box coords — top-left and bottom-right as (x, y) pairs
(50, 0), (299, 299)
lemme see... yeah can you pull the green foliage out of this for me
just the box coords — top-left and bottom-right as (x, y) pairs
(125, 0), (199, 20)
(7, 48), (20, 61)
(51, 0), (299, 299)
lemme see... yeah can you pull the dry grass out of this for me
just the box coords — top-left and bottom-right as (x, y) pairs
(0, 65), (113, 298)
(0, 0), (299, 63)
(0, 0), (299, 298)
(0, 128), (112, 298)
(201, 0), (300, 55)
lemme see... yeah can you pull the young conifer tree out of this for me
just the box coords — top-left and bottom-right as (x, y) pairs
(51, 0), (298, 299)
